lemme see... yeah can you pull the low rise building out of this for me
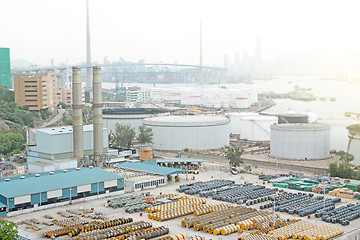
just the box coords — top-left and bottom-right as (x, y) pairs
(0, 167), (124, 217)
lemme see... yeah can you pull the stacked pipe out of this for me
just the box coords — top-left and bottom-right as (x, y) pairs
(193, 203), (230, 217)
(43, 224), (84, 238)
(321, 203), (360, 225)
(126, 226), (169, 240)
(149, 203), (205, 221)
(68, 221), (151, 240)
(155, 193), (179, 199)
(295, 224), (343, 240)
(146, 196), (205, 213)
(51, 219), (88, 227)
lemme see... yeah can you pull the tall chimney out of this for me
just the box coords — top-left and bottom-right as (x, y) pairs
(92, 66), (103, 155)
(86, 0), (92, 90)
(72, 67), (84, 159)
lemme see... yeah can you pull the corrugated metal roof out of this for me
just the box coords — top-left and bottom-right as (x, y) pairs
(271, 123), (330, 130)
(0, 168), (122, 198)
(0, 202), (6, 208)
(116, 162), (185, 175)
(156, 159), (203, 163)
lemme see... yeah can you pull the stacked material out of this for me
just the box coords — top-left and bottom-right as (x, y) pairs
(329, 188), (357, 199)
(66, 221), (152, 240)
(126, 226), (169, 240)
(181, 205), (274, 236)
(265, 221), (343, 240)
(155, 193), (179, 199)
(107, 194), (150, 212)
(321, 203), (360, 225)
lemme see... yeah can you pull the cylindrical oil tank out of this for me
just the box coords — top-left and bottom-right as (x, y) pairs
(142, 115), (230, 150)
(226, 113), (277, 141)
(102, 108), (169, 135)
(346, 124), (360, 165)
(226, 112), (258, 135)
(278, 114), (309, 124)
(270, 123), (331, 160)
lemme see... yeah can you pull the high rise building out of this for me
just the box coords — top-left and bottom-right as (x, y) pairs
(14, 73), (57, 111)
(0, 48), (11, 89)
(126, 90), (151, 104)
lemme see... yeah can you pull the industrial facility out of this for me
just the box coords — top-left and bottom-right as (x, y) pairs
(103, 108), (169, 134)
(142, 115), (230, 150)
(27, 125), (109, 173)
(347, 124), (360, 165)
(0, 167), (124, 217)
(270, 123), (331, 160)
(226, 112), (277, 141)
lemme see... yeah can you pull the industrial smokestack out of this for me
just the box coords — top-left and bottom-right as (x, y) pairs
(86, 0), (92, 90)
(72, 67), (84, 159)
(200, 19), (204, 84)
(92, 66), (103, 156)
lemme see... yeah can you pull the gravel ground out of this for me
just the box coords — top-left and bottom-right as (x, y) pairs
(9, 165), (360, 240)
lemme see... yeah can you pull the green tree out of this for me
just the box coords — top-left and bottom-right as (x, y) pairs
(225, 146), (244, 168)
(337, 151), (354, 163)
(0, 132), (25, 157)
(0, 86), (15, 103)
(58, 102), (68, 109)
(0, 219), (18, 240)
(110, 123), (135, 148)
(357, 184), (360, 193)
(329, 162), (339, 177)
(137, 125), (153, 144)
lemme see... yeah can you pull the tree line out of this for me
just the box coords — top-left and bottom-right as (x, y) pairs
(109, 123), (153, 148)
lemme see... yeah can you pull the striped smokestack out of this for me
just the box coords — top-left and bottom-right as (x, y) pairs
(92, 66), (103, 155)
(72, 67), (84, 159)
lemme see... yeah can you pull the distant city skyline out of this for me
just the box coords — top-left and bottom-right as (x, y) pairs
(2, 0), (360, 74)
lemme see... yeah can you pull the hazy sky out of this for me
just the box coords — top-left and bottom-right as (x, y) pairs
(1, 0), (360, 67)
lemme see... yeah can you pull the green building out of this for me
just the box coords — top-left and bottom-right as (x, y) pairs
(0, 48), (11, 89)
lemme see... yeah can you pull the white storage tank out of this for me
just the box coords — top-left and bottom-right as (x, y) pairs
(103, 108), (170, 134)
(270, 123), (331, 160)
(226, 113), (277, 141)
(142, 115), (230, 150)
(347, 124), (360, 165)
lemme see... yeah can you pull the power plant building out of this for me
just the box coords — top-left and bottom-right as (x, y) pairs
(103, 108), (169, 134)
(0, 48), (11, 89)
(142, 115), (230, 150)
(27, 125), (108, 173)
(0, 167), (124, 217)
(270, 123), (331, 160)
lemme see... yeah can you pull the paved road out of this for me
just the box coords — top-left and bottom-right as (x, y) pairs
(40, 109), (67, 127)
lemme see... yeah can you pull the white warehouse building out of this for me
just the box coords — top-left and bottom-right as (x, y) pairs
(270, 123), (331, 160)
(142, 115), (230, 151)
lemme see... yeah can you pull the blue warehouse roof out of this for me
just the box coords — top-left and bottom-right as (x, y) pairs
(0, 202), (6, 208)
(116, 162), (185, 175)
(156, 159), (203, 163)
(0, 167), (122, 198)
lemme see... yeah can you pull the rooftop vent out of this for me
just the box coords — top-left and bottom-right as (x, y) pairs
(76, 168), (81, 171)
(49, 171), (54, 175)
(63, 169), (68, 173)
(59, 131), (62, 132)
(20, 176), (25, 179)
(51, 128), (55, 130)
(61, 127), (65, 129)
(5, 178), (10, 182)
(35, 174), (40, 177)
(89, 166), (94, 169)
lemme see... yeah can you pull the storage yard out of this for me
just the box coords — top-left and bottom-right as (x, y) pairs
(8, 166), (360, 240)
